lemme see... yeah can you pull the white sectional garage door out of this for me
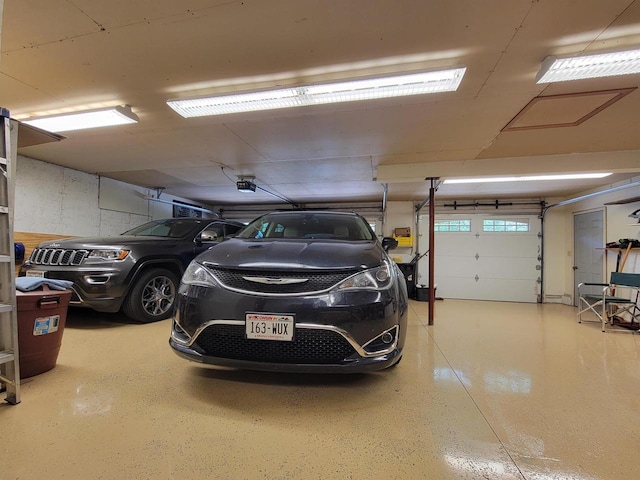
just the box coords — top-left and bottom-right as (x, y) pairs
(417, 214), (541, 303)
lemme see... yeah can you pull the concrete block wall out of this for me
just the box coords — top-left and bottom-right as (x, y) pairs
(14, 155), (191, 237)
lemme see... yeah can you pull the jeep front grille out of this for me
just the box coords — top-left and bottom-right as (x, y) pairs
(30, 248), (90, 266)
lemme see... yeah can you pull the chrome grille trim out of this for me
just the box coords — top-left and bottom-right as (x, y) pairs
(174, 319), (398, 358)
(204, 265), (358, 296)
(30, 248), (90, 266)
(193, 323), (356, 364)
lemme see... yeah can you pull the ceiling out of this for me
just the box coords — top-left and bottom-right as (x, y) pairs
(2, 0), (640, 208)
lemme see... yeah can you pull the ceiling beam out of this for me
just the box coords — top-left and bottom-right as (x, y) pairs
(376, 150), (640, 182)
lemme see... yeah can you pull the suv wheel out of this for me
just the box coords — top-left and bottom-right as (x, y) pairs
(123, 268), (178, 323)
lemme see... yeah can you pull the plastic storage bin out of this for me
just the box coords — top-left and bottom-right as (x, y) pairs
(397, 263), (416, 299)
(415, 285), (437, 302)
(16, 285), (72, 378)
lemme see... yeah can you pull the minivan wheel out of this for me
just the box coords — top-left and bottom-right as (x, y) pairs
(123, 268), (178, 323)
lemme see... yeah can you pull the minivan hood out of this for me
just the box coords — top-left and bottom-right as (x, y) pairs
(197, 238), (385, 270)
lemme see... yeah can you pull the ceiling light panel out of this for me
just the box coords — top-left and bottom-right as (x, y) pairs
(537, 49), (640, 83)
(444, 173), (612, 184)
(303, 68), (467, 104)
(168, 88), (302, 117)
(22, 105), (139, 133)
(167, 68), (466, 117)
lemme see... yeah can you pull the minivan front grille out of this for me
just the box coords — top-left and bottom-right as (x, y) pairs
(30, 248), (89, 266)
(194, 324), (356, 364)
(207, 267), (358, 294)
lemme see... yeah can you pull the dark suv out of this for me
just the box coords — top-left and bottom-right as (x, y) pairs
(19, 218), (245, 322)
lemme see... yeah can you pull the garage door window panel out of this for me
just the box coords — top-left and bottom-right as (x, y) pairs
(483, 219), (530, 232)
(434, 219), (471, 232)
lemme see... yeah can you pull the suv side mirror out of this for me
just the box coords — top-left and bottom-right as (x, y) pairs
(199, 231), (219, 243)
(381, 237), (398, 252)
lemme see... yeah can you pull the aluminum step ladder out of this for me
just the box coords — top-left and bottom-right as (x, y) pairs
(0, 108), (21, 405)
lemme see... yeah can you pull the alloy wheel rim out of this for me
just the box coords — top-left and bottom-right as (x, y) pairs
(141, 276), (176, 316)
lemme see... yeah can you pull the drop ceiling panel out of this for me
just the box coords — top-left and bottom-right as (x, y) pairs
(159, 155), (375, 189)
(18, 122), (266, 173)
(1, 1), (97, 52)
(152, 166), (237, 188)
(73, 0), (234, 28)
(0, 74), (53, 108)
(101, 170), (196, 189)
(518, 93), (619, 126)
(168, 180), (388, 205)
(504, 89), (633, 130)
(224, 94), (529, 162)
(480, 89), (640, 158)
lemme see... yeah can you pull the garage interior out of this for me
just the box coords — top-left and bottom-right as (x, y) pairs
(1, 1), (640, 479)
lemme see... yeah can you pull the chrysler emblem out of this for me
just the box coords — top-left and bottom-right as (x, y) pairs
(243, 276), (308, 285)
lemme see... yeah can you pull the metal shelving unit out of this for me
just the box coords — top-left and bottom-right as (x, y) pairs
(0, 108), (20, 405)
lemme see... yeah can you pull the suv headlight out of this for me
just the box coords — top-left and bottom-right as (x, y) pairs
(336, 262), (393, 291)
(87, 249), (130, 261)
(181, 261), (218, 287)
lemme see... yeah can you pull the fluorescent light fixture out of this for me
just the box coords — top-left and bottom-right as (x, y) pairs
(22, 105), (139, 132)
(444, 173), (612, 184)
(536, 49), (640, 83)
(237, 180), (256, 193)
(167, 67), (466, 117)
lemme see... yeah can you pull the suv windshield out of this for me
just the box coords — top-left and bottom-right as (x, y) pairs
(122, 219), (205, 238)
(237, 212), (375, 241)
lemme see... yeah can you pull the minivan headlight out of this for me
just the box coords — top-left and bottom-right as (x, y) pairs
(181, 261), (218, 287)
(336, 262), (393, 291)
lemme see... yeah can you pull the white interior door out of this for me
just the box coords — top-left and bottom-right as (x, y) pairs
(418, 214), (541, 303)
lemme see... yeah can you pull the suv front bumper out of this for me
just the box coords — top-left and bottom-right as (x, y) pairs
(19, 263), (130, 313)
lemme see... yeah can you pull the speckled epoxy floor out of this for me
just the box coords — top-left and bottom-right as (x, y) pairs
(2, 299), (639, 479)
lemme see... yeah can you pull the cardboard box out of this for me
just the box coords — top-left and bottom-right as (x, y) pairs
(393, 227), (411, 237)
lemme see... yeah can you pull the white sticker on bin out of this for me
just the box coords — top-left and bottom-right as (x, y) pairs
(33, 315), (60, 336)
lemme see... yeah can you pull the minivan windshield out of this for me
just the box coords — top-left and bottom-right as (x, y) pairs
(237, 212), (375, 241)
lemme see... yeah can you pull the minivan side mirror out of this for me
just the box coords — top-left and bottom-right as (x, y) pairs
(381, 237), (398, 252)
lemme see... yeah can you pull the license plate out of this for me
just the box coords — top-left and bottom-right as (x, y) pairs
(26, 270), (45, 278)
(245, 313), (294, 341)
